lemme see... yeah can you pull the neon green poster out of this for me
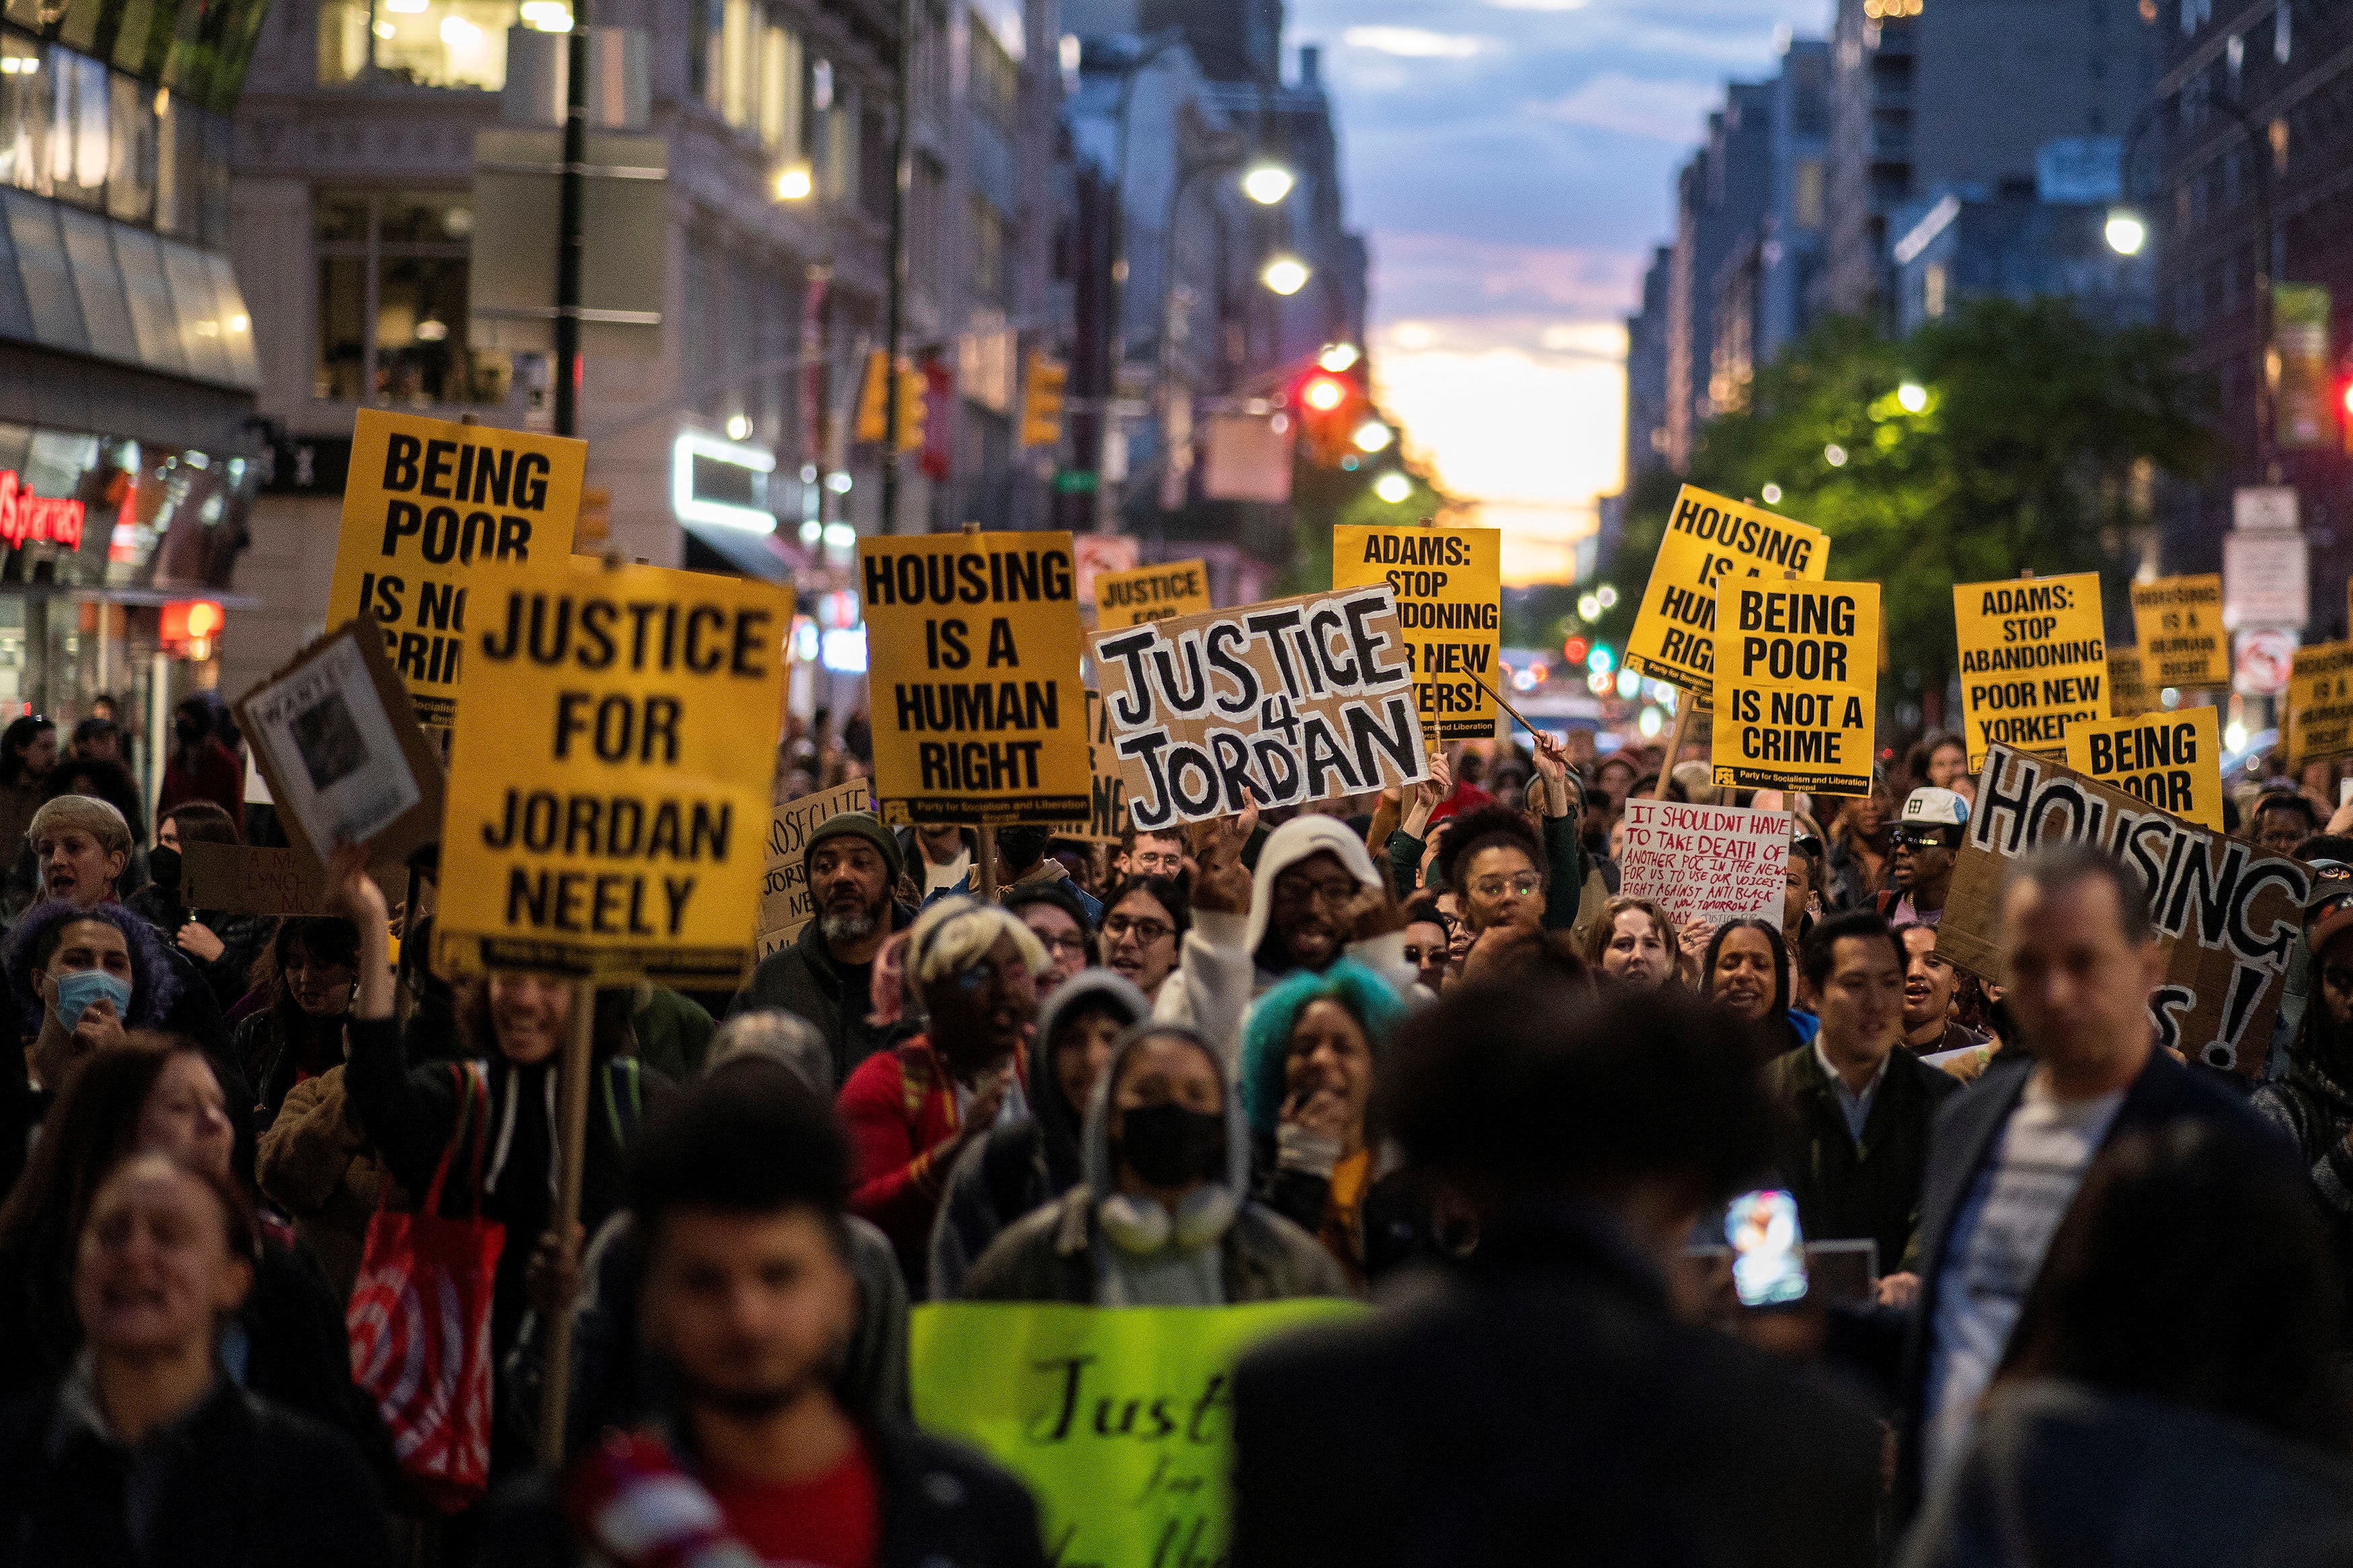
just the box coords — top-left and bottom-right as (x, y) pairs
(911, 1300), (1364, 1566)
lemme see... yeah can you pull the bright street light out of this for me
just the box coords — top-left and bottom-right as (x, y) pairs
(774, 161), (813, 201)
(1301, 375), (1347, 412)
(1825, 443), (1848, 466)
(2104, 207), (2148, 256)
(1242, 163), (1295, 206)
(1373, 472), (1411, 503)
(1577, 594), (1599, 618)
(1595, 585), (1617, 608)
(1261, 255), (1312, 296)
(1353, 419), (1392, 453)
(1896, 381), (1928, 413)
(1318, 342), (1360, 373)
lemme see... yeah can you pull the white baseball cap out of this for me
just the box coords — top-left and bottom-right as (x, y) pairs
(1900, 786), (1969, 831)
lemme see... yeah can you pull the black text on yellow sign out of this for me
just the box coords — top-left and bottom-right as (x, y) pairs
(2289, 641), (2353, 770)
(1625, 487), (1827, 702)
(2130, 574), (2229, 690)
(327, 409), (584, 730)
(1951, 572), (2106, 771)
(1711, 579), (1879, 794)
(860, 532), (1092, 826)
(434, 561), (786, 987)
(1094, 559), (1211, 627)
(2109, 647), (2148, 718)
(1331, 524), (1502, 741)
(2063, 705), (2225, 832)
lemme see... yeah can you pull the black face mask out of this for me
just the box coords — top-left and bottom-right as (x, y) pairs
(147, 843), (182, 896)
(1115, 1102), (1226, 1188)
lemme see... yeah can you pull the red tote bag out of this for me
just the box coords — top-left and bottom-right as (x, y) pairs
(346, 1062), (508, 1512)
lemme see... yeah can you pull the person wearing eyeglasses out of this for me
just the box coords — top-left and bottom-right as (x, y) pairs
(1879, 788), (1969, 928)
(1098, 875), (1187, 998)
(837, 897), (1045, 1293)
(1001, 881), (1094, 989)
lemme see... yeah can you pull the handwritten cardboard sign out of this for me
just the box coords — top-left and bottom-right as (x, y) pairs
(1088, 585), (1431, 830)
(1936, 743), (2309, 1075)
(912, 1301), (1363, 1568)
(756, 780), (872, 958)
(180, 841), (338, 917)
(1617, 799), (1792, 930)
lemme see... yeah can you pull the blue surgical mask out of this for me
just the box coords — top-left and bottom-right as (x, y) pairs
(53, 968), (132, 1030)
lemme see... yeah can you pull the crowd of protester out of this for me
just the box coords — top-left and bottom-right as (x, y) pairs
(6, 703), (2353, 1566)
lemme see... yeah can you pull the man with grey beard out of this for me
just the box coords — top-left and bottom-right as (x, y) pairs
(729, 811), (914, 1087)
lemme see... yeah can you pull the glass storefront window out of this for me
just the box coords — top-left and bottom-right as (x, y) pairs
(0, 30), (231, 244)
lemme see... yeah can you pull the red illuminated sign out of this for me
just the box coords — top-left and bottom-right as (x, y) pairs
(0, 470), (85, 550)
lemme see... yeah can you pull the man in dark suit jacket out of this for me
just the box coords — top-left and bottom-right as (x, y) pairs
(1870, 841), (2288, 1519)
(1231, 977), (1882, 1568)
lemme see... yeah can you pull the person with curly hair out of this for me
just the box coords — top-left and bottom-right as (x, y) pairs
(1240, 958), (1414, 1286)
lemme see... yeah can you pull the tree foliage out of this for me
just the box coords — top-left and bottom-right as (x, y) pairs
(1595, 299), (2217, 706)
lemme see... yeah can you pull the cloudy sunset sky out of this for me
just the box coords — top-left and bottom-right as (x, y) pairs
(1287, 0), (1814, 583)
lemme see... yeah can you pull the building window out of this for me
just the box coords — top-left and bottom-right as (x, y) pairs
(316, 0), (518, 89)
(1922, 260), (1946, 319)
(969, 194), (1005, 307)
(969, 19), (1015, 133)
(0, 32), (227, 242)
(1792, 158), (1823, 228)
(312, 188), (508, 405)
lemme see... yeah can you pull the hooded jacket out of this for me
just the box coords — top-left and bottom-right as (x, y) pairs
(927, 970), (1150, 1298)
(729, 897), (916, 1089)
(1155, 816), (1416, 1075)
(960, 1026), (1348, 1305)
(2251, 1012), (2353, 1296)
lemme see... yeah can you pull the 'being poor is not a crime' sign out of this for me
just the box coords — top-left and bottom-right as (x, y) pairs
(1712, 577), (1879, 795)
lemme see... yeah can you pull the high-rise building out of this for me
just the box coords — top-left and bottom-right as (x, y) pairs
(1712, 38), (1832, 417)
(1823, 0), (2157, 319)
(1663, 81), (1771, 470)
(1623, 245), (1671, 491)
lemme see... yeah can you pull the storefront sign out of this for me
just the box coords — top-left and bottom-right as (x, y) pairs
(1951, 573), (2106, 770)
(1618, 799), (1792, 931)
(327, 410), (585, 729)
(2288, 641), (2353, 770)
(2128, 575), (2228, 689)
(1088, 585), (1430, 829)
(860, 532), (1092, 827)
(1332, 524), (1502, 741)
(1625, 486), (1827, 702)
(1710, 578), (1878, 794)
(434, 561), (786, 986)
(0, 469), (84, 549)
(912, 1301), (1363, 1568)
(2063, 705), (2225, 833)
(1936, 743), (2307, 1075)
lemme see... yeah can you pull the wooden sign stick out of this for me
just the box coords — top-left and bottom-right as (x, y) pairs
(537, 982), (598, 1468)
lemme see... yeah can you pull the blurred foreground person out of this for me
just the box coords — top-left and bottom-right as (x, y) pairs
(1892, 844), (2286, 1516)
(487, 1063), (1044, 1568)
(1232, 979), (1879, 1568)
(1902, 1124), (2353, 1568)
(0, 1155), (391, 1567)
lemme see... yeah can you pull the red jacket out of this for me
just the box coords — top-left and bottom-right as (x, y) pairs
(158, 739), (243, 824)
(838, 1034), (1023, 1292)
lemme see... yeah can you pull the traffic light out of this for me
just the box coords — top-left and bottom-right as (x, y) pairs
(1562, 635), (1589, 667)
(897, 366), (926, 452)
(1291, 368), (1365, 466)
(1021, 351), (1067, 449)
(854, 349), (890, 444)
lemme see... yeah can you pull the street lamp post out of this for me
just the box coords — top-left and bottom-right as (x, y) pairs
(2111, 89), (2280, 480)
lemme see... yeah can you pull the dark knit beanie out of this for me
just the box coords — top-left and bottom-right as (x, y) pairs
(803, 810), (903, 886)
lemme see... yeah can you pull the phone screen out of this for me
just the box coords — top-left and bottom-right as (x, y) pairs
(1725, 1189), (1808, 1308)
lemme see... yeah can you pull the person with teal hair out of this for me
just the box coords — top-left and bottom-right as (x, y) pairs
(1240, 958), (1419, 1287)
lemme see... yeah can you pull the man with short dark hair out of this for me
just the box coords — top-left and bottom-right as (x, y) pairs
(1232, 979), (1880, 1568)
(493, 1063), (1045, 1568)
(1892, 842), (2287, 1516)
(731, 812), (913, 1087)
(1117, 822), (1187, 882)
(1767, 911), (1959, 1286)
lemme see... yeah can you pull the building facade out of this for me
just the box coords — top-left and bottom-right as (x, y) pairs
(1663, 79), (1769, 470)
(1710, 38), (1831, 418)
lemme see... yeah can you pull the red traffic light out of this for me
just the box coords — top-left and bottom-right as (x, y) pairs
(2341, 378), (2353, 419)
(1562, 636), (1589, 665)
(1300, 374), (1349, 413)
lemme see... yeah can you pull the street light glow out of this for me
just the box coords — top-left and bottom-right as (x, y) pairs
(1825, 444), (1848, 466)
(1373, 472), (1411, 503)
(1897, 382), (1928, 413)
(1353, 419), (1392, 452)
(774, 162), (813, 201)
(1318, 343), (1360, 373)
(2105, 208), (2148, 256)
(1261, 255), (1312, 296)
(1242, 163), (1295, 206)
(1302, 376), (1347, 412)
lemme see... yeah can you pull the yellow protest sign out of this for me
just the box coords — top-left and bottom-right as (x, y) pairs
(327, 409), (584, 729)
(912, 1301), (1363, 1568)
(1095, 559), (1211, 627)
(2063, 704), (2225, 831)
(861, 532), (1091, 826)
(1626, 487), (1827, 702)
(1712, 578), (1878, 794)
(2289, 640), (2353, 769)
(1074, 690), (1129, 845)
(1332, 523), (1502, 741)
(2109, 647), (2149, 718)
(2130, 574), (2229, 690)
(1951, 573), (2106, 771)
(433, 561), (785, 987)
